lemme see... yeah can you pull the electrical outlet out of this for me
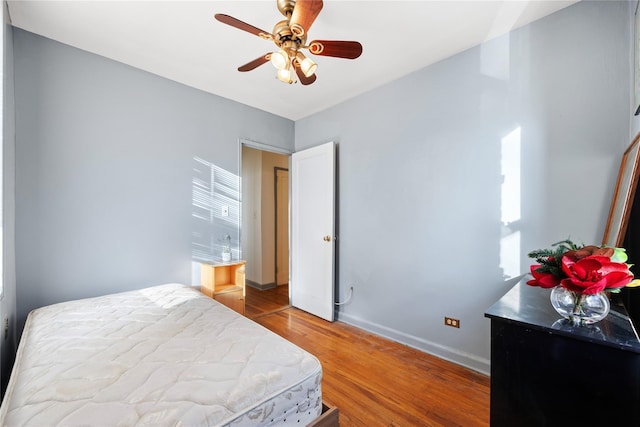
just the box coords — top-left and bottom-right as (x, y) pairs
(444, 316), (460, 328)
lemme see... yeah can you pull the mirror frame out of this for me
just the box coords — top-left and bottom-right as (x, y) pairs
(603, 132), (640, 247)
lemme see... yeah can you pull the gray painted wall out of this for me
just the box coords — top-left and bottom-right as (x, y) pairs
(13, 28), (294, 329)
(295, 0), (630, 373)
(1, 1), (16, 393)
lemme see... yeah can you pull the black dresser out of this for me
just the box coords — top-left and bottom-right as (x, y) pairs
(485, 279), (640, 426)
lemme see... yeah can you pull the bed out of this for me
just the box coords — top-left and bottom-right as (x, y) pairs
(0, 283), (337, 426)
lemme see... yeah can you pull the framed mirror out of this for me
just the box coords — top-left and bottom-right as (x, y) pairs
(603, 132), (640, 247)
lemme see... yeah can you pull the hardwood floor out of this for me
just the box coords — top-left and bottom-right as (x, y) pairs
(253, 307), (490, 426)
(245, 284), (290, 318)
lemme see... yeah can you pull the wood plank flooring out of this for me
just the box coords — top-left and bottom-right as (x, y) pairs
(252, 305), (490, 426)
(245, 284), (290, 318)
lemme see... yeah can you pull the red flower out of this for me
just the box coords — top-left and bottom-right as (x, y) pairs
(560, 254), (634, 295)
(527, 264), (561, 288)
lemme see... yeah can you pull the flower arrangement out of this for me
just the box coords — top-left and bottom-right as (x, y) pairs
(527, 239), (639, 294)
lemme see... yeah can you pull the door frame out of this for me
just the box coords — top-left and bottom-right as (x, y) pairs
(274, 166), (289, 286)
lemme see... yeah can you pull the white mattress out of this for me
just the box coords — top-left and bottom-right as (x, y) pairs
(0, 284), (323, 426)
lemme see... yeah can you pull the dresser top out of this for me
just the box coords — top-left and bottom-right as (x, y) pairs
(485, 278), (640, 354)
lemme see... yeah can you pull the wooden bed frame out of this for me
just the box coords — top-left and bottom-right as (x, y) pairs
(308, 403), (339, 427)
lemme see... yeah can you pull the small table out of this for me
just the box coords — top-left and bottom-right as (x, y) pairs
(200, 260), (246, 315)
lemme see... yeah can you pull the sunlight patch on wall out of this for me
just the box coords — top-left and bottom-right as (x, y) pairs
(484, 1), (529, 40)
(481, 32), (510, 81)
(191, 157), (241, 273)
(500, 127), (522, 279)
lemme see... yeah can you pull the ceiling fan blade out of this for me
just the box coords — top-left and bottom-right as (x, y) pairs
(214, 14), (272, 39)
(293, 61), (317, 85)
(289, 0), (323, 37)
(238, 54), (271, 72)
(308, 40), (362, 59)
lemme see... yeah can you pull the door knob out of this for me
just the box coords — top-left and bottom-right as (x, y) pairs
(323, 235), (331, 242)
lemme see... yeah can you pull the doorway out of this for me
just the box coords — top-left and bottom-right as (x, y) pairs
(241, 144), (291, 318)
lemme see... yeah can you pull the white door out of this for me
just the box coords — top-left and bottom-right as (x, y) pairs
(291, 141), (335, 322)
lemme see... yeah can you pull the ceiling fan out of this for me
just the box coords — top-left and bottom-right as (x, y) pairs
(214, 0), (363, 85)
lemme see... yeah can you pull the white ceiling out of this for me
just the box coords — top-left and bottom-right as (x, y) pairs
(7, 0), (578, 121)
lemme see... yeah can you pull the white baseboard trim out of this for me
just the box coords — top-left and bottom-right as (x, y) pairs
(336, 311), (490, 376)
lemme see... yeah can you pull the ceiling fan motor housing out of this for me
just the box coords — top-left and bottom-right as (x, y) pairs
(273, 19), (306, 51)
(277, 0), (297, 17)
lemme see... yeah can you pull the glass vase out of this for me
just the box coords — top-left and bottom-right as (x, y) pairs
(549, 286), (610, 325)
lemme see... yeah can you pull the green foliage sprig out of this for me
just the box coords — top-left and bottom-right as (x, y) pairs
(527, 239), (581, 278)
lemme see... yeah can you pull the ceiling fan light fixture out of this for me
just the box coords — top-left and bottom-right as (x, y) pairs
(270, 49), (289, 70)
(300, 57), (317, 78)
(277, 67), (294, 84)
